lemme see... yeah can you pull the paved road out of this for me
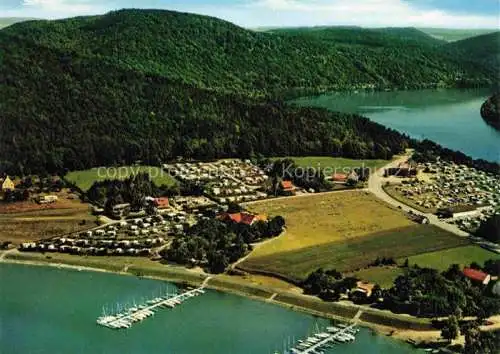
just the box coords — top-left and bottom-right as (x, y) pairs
(368, 155), (470, 237)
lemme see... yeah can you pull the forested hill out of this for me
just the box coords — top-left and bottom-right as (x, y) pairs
(0, 32), (410, 175)
(267, 26), (445, 47)
(1, 9), (495, 97)
(0, 9), (497, 175)
(446, 32), (500, 81)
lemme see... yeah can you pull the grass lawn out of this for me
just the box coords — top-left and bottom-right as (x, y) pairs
(351, 267), (404, 288)
(273, 156), (388, 174)
(65, 165), (177, 191)
(246, 191), (413, 257)
(240, 224), (469, 282)
(5, 251), (207, 284)
(402, 245), (500, 271)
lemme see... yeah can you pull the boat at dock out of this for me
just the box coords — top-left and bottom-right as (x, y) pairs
(277, 322), (359, 353)
(96, 286), (206, 330)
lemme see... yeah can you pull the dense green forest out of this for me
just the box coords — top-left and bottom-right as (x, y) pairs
(0, 9), (498, 175)
(0, 24), (412, 175)
(2, 9), (496, 96)
(446, 32), (500, 80)
(267, 26), (446, 47)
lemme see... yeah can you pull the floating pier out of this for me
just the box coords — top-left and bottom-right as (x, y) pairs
(279, 323), (359, 354)
(96, 286), (205, 329)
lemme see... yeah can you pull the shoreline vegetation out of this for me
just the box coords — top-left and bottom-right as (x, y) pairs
(0, 250), (444, 343)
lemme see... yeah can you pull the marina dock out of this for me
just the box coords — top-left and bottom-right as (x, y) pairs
(275, 323), (359, 354)
(96, 286), (205, 329)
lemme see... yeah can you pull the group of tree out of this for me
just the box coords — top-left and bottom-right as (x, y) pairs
(474, 214), (500, 243)
(1, 175), (66, 203)
(261, 158), (333, 195)
(480, 93), (500, 131)
(303, 261), (500, 322)
(1, 10), (497, 176)
(463, 326), (499, 354)
(162, 216), (285, 273)
(2, 189), (30, 203)
(383, 264), (500, 319)
(301, 268), (368, 302)
(85, 172), (173, 212)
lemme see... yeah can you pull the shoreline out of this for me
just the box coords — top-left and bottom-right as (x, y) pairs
(0, 252), (442, 347)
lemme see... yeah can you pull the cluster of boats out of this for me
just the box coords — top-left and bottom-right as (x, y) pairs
(287, 324), (359, 354)
(96, 287), (205, 329)
(96, 307), (155, 329)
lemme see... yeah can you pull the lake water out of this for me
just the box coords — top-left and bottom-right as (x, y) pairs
(0, 263), (419, 354)
(293, 89), (500, 162)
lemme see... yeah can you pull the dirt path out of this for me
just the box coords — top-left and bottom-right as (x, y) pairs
(230, 229), (287, 270)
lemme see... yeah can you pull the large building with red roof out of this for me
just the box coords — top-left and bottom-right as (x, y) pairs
(217, 212), (267, 226)
(463, 267), (491, 285)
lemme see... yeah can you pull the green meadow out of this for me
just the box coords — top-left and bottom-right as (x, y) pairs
(66, 166), (177, 191)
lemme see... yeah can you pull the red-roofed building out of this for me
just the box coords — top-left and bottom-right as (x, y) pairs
(463, 267), (491, 285)
(281, 180), (296, 195)
(217, 212), (267, 226)
(332, 173), (348, 183)
(153, 197), (170, 209)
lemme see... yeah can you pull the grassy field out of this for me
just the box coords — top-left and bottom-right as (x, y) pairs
(65, 165), (177, 191)
(273, 156), (388, 174)
(240, 224), (469, 282)
(246, 191), (413, 257)
(403, 245), (500, 271)
(351, 267), (404, 288)
(0, 199), (96, 244)
(4, 251), (207, 284)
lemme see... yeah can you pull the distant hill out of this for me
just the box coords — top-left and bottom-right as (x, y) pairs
(268, 26), (445, 47)
(2, 9), (495, 96)
(0, 9), (497, 174)
(446, 32), (500, 81)
(0, 17), (37, 29)
(419, 28), (498, 42)
(0, 24), (411, 175)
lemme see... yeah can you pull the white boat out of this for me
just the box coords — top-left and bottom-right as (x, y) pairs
(326, 326), (340, 333)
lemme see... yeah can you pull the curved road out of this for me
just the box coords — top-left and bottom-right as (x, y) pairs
(368, 154), (470, 237)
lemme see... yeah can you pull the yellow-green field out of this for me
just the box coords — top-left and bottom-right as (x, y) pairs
(274, 156), (388, 174)
(240, 224), (468, 282)
(65, 165), (177, 191)
(0, 199), (96, 244)
(351, 267), (404, 288)
(240, 192), (469, 282)
(246, 191), (413, 257)
(402, 245), (499, 271)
